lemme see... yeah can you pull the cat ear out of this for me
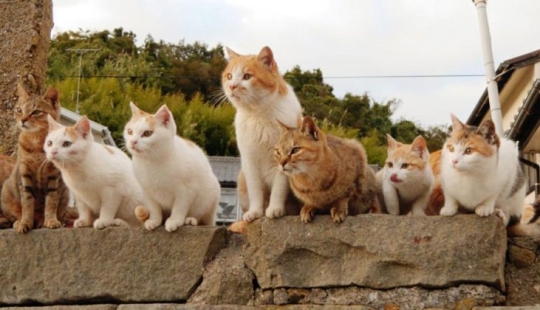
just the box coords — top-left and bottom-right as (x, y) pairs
(410, 135), (427, 158)
(476, 119), (499, 145)
(17, 82), (29, 102)
(257, 46), (276, 70)
(43, 86), (59, 108)
(155, 104), (172, 126)
(386, 134), (399, 150)
(129, 101), (141, 116)
(75, 116), (91, 139)
(301, 116), (319, 141)
(450, 114), (466, 132)
(226, 47), (240, 60)
(47, 114), (61, 132)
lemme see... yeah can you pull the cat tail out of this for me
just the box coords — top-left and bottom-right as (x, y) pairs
(134, 205), (150, 223)
(507, 196), (540, 237)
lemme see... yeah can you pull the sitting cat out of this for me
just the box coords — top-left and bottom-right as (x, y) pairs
(274, 116), (378, 223)
(222, 46), (303, 223)
(439, 115), (525, 222)
(376, 134), (433, 216)
(1, 83), (70, 233)
(44, 115), (142, 229)
(124, 102), (220, 232)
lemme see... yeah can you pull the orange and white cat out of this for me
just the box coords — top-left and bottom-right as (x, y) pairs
(274, 116), (378, 223)
(45, 115), (142, 229)
(439, 115), (525, 222)
(124, 102), (220, 231)
(222, 46), (303, 222)
(376, 134), (433, 215)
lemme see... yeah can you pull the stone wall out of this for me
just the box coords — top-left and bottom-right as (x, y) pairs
(0, 0), (52, 154)
(0, 215), (538, 309)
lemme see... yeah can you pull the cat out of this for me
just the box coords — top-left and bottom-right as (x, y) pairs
(124, 102), (220, 232)
(1, 83), (70, 233)
(274, 116), (378, 223)
(0, 154), (16, 228)
(439, 114), (526, 223)
(44, 115), (142, 229)
(426, 149), (445, 215)
(376, 134), (434, 216)
(222, 46), (303, 223)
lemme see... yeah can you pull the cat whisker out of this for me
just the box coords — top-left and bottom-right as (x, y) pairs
(208, 89), (229, 106)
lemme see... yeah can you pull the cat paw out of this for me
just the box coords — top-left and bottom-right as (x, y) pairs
(243, 209), (263, 223)
(73, 218), (92, 228)
(185, 217), (198, 226)
(330, 208), (347, 223)
(475, 205), (494, 217)
(439, 206), (457, 216)
(93, 219), (115, 230)
(494, 208), (509, 225)
(300, 209), (314, 223)
(165, 219), (184, 232)
(43, 218), (62, 229)
(144, 219), (161, 231)
(265, 205), (285, 219)
(13, 220), (33, 233)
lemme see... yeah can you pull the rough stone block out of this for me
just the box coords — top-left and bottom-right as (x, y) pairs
(505, 236), (540, 306)
(245, 214), (507, 291)
(0, 226), (226, 305)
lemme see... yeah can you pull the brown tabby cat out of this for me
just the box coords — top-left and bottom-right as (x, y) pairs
(274, 116), (378, 223)
(1, 83), (70, 233)
(0, 155), (16, 228)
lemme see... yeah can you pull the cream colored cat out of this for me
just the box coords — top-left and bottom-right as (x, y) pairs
(274, 116), (378, 223)
(45, 115), (142, 229)
(124, 102), (220, 232)
(222, 46), (303, 222)
(376, 134), (433, 216)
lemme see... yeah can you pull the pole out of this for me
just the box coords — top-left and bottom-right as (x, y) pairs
(67, 48), (99, 114)
(472, 0), (504, 137)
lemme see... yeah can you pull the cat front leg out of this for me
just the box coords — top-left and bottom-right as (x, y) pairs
(74, 201), (93, 228)
(15, 164), (35, 233)
(440, 195), (459, 216)
(43, 167), (62, 229)
(331, 198), (349, 223)
(165, 196), (194, 232)
(475, 196), (497, 217)
(266, 171), (289, 219)
(382, 181), (400, 215)
(300, 204), (317, 223)
(94, 189), (124, 229)
(241, 162), (265, 222)
(143, 199), (163, 231)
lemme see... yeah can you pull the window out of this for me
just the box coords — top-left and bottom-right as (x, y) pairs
(216, 188), (240, 223)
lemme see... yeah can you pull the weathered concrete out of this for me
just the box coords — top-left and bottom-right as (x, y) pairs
(244, 214), (507, 291)
(0, 0), (53, 154)
(0, 226), (227, 306)
(505, 236), (540, 307)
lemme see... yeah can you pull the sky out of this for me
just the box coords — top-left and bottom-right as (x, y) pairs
(52, 0), (540, 128)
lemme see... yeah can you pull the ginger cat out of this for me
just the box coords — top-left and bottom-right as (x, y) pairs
(376, 134), (433, 216)
(222, 46), (303, 223)
(274, 116), (378, 223)
(124, 102), (220, 232)
(1, 83), (70, 233)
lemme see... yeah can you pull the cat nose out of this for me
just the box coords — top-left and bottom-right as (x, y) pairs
(131, 140), (138, 146)
(452, 159), (458, 165)
(229, 84), (238, 90)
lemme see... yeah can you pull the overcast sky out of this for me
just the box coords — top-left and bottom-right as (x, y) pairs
(52, 0), (540, 128)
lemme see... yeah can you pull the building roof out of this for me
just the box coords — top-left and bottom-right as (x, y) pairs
(208, 156), (241, 187)
(60, 107), (116, 147)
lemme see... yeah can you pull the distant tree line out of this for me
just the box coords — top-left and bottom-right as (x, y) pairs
(46, 28), (449, 165)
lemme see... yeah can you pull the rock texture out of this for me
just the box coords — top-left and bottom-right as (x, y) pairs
(0, 227), (227, 306)
(505, 236), (540, 306)
(0, 0), (53, 154)
(244, 214), (507, 291)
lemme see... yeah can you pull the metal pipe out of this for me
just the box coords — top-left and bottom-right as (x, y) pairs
(472, 0), (504, 137)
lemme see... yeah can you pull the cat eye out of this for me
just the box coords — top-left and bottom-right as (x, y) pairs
(15, 108), (22, 114)
(447, 145), (455, 152)
(62, 141), (72, 147)
(127, 129), (133, 135)
(464, 147), (473, 155)
(46, 141), (52, 147)
(290, 147), (301, 155)
(226, 73), (232, 80)
(387, 162), (393, 168)
(243, 73), (252, 80)
(31, 110), (42, 116)
(142, 131), (153, 138)
(401, 163), (409, 169)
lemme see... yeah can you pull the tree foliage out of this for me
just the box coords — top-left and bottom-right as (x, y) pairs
(46, 28), (448, 163)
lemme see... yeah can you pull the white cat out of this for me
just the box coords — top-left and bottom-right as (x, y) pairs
(44, 115), (142, 229)
(124, 102), (220, 232)
(222, 46), (303, 222)
(376, 134), (433, 216)
(439, 115), (526, 223)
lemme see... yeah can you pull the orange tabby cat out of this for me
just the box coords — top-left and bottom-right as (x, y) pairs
(274, 116), (378, 223)
(1, 83), (70, 233)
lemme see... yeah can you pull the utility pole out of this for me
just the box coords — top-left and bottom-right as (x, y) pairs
(67, 48), (99, 114)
